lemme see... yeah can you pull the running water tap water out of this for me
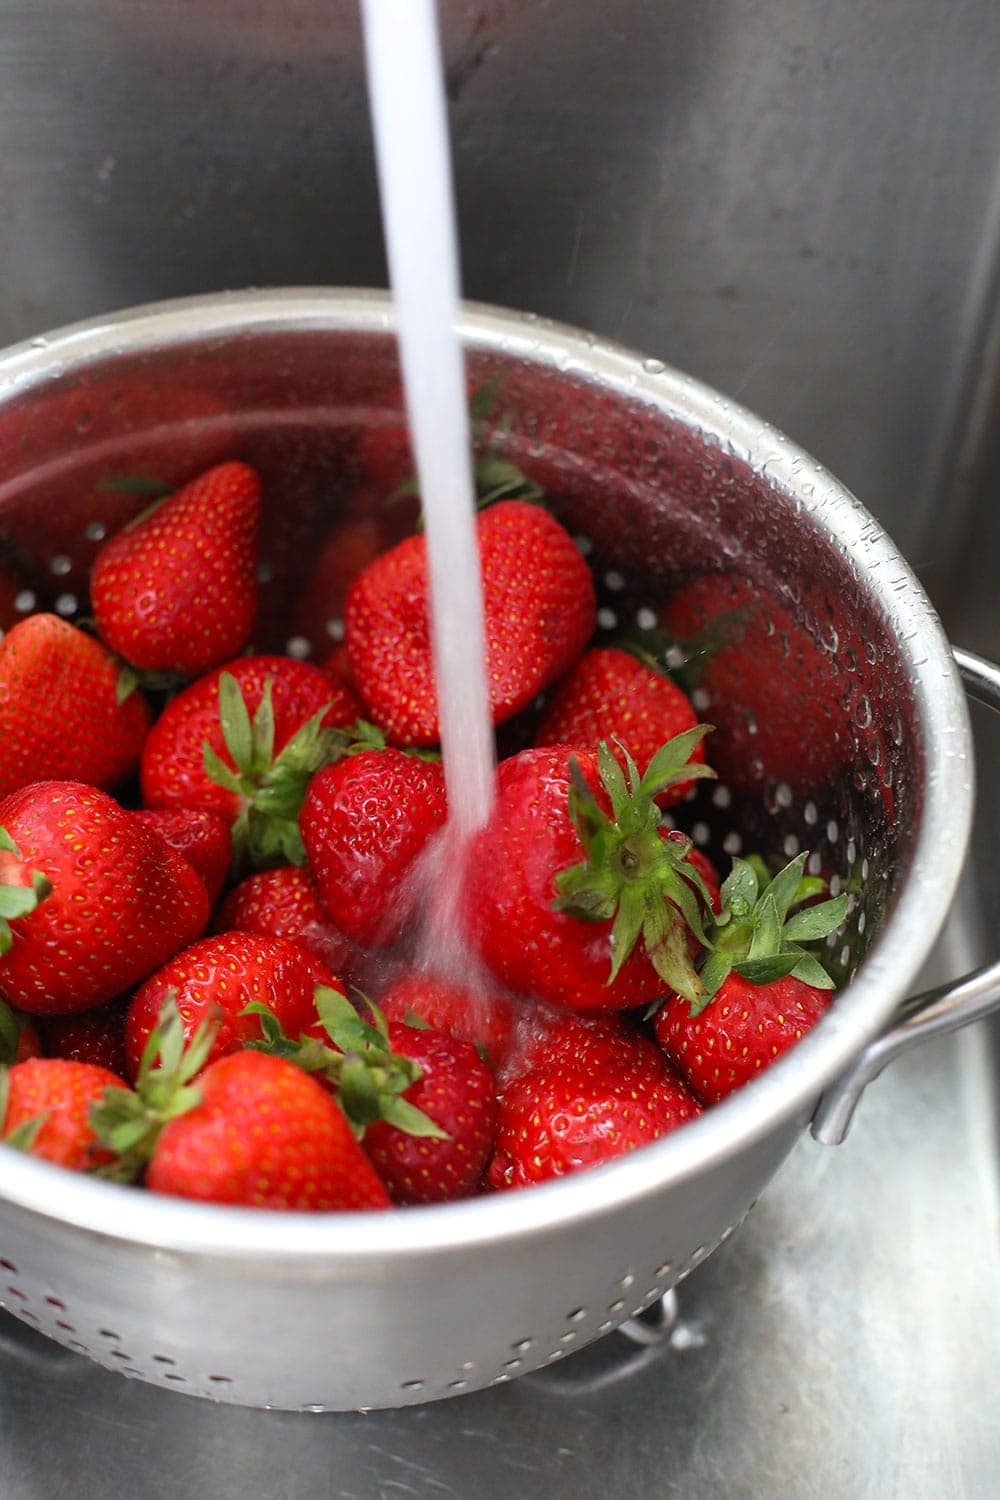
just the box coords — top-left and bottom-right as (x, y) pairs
(360, 0), (496, 849)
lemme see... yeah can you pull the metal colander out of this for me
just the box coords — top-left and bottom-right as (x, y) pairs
(0, 289), (995, 1411)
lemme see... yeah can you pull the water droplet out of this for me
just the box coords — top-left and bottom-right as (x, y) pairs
(642, 357), (666, 375)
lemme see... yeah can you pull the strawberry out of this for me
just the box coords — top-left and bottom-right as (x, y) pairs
(658, 573), (845, 791)
(362, 1022), (496, 1204)
(344, 499), (596, 746)
(653, 852), (847, 1101)
(655, 971), (832, 1104)
(252, 989), (496, 1205)
(36, 998), (130, 1078)
(0, 614), (151, 800)
(290, 516), (385, 661)
(133, 807), (231, 904)
(379, 972), (516, 1070)
(299, 748), (448, 947)
(146, 1048), (391, 1210)
(90, 460), (262, 675)
(1, 1057), (125, 1169)
(535, 646), (706, 808)
(487, 1025), (701, 1190)
(461, 735), (716, 1013)
(0, 782), (208, 1016)
(214, 865), (363, 982)
(124, 930), (341, 1081)
(140, 655), (362, 868)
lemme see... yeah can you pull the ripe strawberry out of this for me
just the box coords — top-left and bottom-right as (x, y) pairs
(140, 655), (362, 867)
(461, 736), (716, 1013)
(0, 782), (208, 1016)
(90, 460), (262, 675)
(146, 1050), (390, 1210)
(214, 865), (363, 982)
(133, 807), (231, 904)
(1, 1057), (125, 1169)
(36, 998), (130, 1078)
(0, 614), (151, 800)
(495, 1007), (639, 1089)
(659, 573), (844, 791)
(654, 971), (831, 1104)
(290, 516), (384, 660)
(300, 748), (448, 947)
(379, 972), (515, 1070)
(124, 930), (341, 1081)
(535, 647), (706, 808)
(361, 1022), (496, 1204)
(487, 1026), (701, 1190)
(344, 499), (596, 746)
(653, 852), (846, 1101)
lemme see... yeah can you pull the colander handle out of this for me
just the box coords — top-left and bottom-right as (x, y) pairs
(811, 647), (1000, 1146)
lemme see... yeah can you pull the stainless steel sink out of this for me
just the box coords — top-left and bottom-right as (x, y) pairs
(0, 1), (997, 1492)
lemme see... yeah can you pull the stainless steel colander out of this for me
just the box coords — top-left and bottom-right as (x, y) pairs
(0, 289), (996, 1412)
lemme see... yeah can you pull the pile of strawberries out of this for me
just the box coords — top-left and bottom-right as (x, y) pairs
(0, 451), (847, 1212)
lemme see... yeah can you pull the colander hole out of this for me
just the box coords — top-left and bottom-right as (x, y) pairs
(14, 591), (35, 613)
(325, 617), (345, 641)
(108, 1350), (131, 1361)
(208, 1375), (233, 1384)
(163, 1373), (187, 1383)
(44, 1296), (65, 1309)
(839, 944), (851, 968)
(491, 1373), (512, 1384)
(775, 782), (793, 808)
(285, 635), (311, 659)
(122, 1368), (143, 1378)
(598, 1320), (615, 1335)
(448, 1379), (469, 1390)
(691, 822), (710, 846)
(572, 534), (592, 555)
(49, 555), (72, 576)
(504, 1358), (523, 1370)
(152, 1354), (176, 1365)
(722, 831), (743, 855)
(635, 606), (657, 630)
(596, 607), (618, 630)
(67, 1341), (88, 1354)
(400, 1379), (425, 1392)
(783, 834), (800, 857)
(566, 1308), (587, 1323)
(54, 594), (78, 616)
(691, 687), (710, 712)
(829, 875), (842, 896)
(846, 838), (858, 864)
(711, 785), (731, 809)
(807, 851), (822, 874)
(608, 1299), (626, 1314)
(861, 857), (870, 879)
(255, 560), (275, 583)
(0, 1260), (16, 1274)
(546, 1348), (568, 1363)
(826, 820), (839, 843)
(655, 1260), (673, 1278)
(6, 1286), (27, 1301)
(511, 1338), (533, 1352)
(460, 1361), (476, 1372)
(54, 1321), (75, 1333)
(618, 1272), (636, 1288)
(84, 521), (107, 541)
(98, 1329), (121, 1340)
(804, 800), (818, 825)
(603, 569), (625, 591)
(559, 1331), (577, 1345)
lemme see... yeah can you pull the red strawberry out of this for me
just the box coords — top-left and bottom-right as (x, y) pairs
(344, 499), (596, 746)
(0, 614), (151, 800)
(36, 998), (130, 1078)
(653, 851), (846, 1101)
(214, 865), (363, 982)
(140, 654), (362, 867)
(379, 972), (515, 1070)
(659, 573), (845, 791)
(290, 516), (384, 661)
(495, 1007), (638, 1089)
(487, 1026), (701, 1190)
(362, 1022), (497, 1204)
(300, 748), (448, 947)
(654, 971), (832, 1103)
(124, 930), (340, 1081)
(90, 460), (262, 675)
(133, 807), (231, 904)
(0, 782), (208, 1015)
(1, 1057), (125, 1169)
(536, 647), (706, 808)
(461, 737), (715, 1013)
(146, 1050), (391, 1210)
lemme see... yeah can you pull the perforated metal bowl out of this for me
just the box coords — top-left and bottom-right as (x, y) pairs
(0, 290), (996, 1411)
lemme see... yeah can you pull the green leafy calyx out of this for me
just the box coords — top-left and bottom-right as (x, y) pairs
(688, 852), (848, 1016)
(552, 732), (717, 1004)
(0, 827), (52, 957)
(244, 987), (447, 1142)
